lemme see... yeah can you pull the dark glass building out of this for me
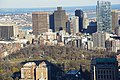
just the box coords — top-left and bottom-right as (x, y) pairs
(63, 65), (83, 80)
(75, 9), (84, 32)
(86, 21), (97, 34)
(91, 58), (118, 80)
(66, 20), (71, 34)
(49, 13), (55, 32)
(119, 19), (120, 25)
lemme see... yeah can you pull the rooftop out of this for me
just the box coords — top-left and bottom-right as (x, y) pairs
(67, 70), (79, 74)
(93, 58), (117, 63)
(32, 12), (48, 14)
(23, 62), (36, 67)
(0, 23), (15, 26)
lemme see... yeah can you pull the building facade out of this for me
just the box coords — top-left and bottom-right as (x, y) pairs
(20, 60), (64, 80)
(92, 32), (110, 49)
(91, 58), (118, 80)
(119, 19), (120, 25)
(66, 20), (71, 34)
(105, 39), (120, 53)
(54, 7), (68, 31)
(111, 10), (119, 31)
(83, 13), (89, 29)
(21, 62), (36, 80)
(115, 26), (120, 36)
(86, 21), (97, 34)
(49, 13), (55, 32)
(75, 9), (84, 32)
(0, 24), (18, 40)
(32, 12), (49, 35)
(71, 16), (79, 34)
(36, 61), (48, 80)
(96, 1), (112, 33)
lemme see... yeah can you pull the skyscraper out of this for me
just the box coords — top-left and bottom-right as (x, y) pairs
(83, 12), (89, 29)
(111, 10), (119, 31)
(49, 13), (55, 32)
(75, 9), (84, 32)
(119, 19), (120, 25)
(54, 7), (68, 31)
(96, 1), (112, 33)
(71, 16), (79, 34)
(32, 12), (49, 35)
(66, 20), (71, 34)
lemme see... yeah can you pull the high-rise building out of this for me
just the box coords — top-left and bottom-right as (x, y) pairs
(0, 24), (18, 40)
(86, 21), (97, 34)
(112, 10), (119, 31)
(71, 16), (79, 34)
(92, 32), (110, 49)
(83, 13), (89, 29)
(115, 26), (120, 36)
(49, 13), (55, 32)
(54, 7), (68, 31)
(66, 20), (71, 34)
(32, 12), (49, 35)
(75, 9), (84, 32)
(96, 1), (112, 33)
(119, 19), (120, 25)
(91, 58), (118, 80)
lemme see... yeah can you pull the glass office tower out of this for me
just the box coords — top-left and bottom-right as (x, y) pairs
(96, 1), (112, 33)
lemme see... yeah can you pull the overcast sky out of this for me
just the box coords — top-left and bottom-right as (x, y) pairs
(0, 0), (120, 8)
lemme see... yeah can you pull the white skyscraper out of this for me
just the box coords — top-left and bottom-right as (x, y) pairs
(83, 13), (89, 29)
(71, 16), (79, 34)
(96, 1), (112, 33)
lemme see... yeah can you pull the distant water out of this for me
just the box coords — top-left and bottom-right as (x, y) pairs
(21, 27), (32, 30)
(0, 4), (120, 15)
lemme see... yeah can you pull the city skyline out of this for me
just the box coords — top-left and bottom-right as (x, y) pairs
(0, 0), (120, 8)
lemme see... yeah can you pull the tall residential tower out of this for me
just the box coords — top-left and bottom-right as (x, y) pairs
(111, 10), (119, 31)
(96, 1), (112, 33)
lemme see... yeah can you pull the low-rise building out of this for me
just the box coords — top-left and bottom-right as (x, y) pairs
(20, 62), (36, 80)
(91, 58), (118, 80)
(0, 24), (18, 40)
(64, 70), (81, 80)
(105, 39), (120, 53)
(20, 60), (64, 80)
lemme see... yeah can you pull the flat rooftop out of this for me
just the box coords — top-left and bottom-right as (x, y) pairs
(32, 12), (48, 14)
(0, 23), (15, 26)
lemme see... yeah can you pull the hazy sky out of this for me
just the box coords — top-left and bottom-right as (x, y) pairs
(0, 0), (120, 8)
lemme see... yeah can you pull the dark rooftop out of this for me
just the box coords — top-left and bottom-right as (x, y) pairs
(67, 70), (79, 75)
(95, 58), (116, 62)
